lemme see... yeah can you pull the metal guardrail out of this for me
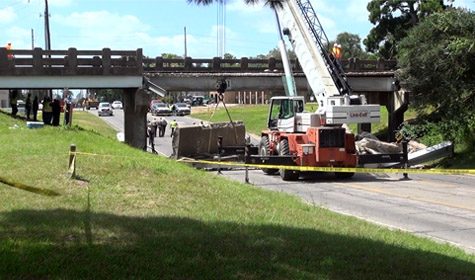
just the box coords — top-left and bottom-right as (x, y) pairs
(0, 48), (143, 76)
(143, 57), (397, 73)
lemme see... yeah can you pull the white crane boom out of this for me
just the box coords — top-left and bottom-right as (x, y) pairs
(275, 0), (380, 125)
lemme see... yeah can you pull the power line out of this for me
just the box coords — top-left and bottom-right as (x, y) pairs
(216, 0), (226, 57)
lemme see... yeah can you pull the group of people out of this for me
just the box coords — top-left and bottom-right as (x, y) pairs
(147, 118), (178, 154)
(9, 90), (39, 121)
(8, 90), (72, 126)
(41, 96), (65, 126)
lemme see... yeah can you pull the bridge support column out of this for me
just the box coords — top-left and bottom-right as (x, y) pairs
(123, 88), (150, 150)
(387, 90), (409, 142)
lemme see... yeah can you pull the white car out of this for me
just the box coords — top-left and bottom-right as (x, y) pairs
(111, 100), (123, 109)
(151, 103), (172, 116)
(172, 103), (191, 116)
(98, 102), (113, 117)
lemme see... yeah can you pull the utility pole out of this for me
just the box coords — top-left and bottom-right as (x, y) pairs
(44, 0), (51, 51)
(44, 0), (52, 98)
(184, 26), (187, 58)
(31, 29), (34, 49)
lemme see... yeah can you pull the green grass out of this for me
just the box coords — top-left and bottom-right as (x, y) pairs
(0, 112), (474, 279)
(73, 111), (118, 139)
(0, 109), (118, 139)
(194, 104), (270, 136)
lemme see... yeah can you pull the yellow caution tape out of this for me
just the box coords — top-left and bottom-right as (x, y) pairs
(0, 176), (60, 197)
(180, 159), (475, 176)
(69, 151), (475, 176)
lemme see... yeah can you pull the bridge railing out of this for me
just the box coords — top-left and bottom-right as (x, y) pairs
(143, 57), (397, 73)
(0, 48), (143, 76)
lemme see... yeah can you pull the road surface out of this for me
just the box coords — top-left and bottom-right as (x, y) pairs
(97, 109), (475, 254)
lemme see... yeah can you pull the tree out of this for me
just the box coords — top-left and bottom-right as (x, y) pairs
(222, 52), (238, 67)
(364, 0), (452, 59)
(334, 32), (366, 59)
(95, 89), (123, 103)
(397, 8), (475, 146)
(187, 0), (284, 9)
(161, 53), (183, 68)
(223, 53), (236, 59)
(265, 47), (296, 60)
(161, 53), (181, 59)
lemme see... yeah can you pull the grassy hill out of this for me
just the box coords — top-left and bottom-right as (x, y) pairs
(0, 111), (474, 279)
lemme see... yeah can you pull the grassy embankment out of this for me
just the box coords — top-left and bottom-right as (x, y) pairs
(1, 111), (475, 279)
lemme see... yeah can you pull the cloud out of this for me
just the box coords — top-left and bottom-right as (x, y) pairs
(52, 11), (152, 49)
(5, 27), (31, 48)
(346, 0), (370, 23)
(46, 0), (72, 7)
(0, 7), (16, 23)
(226, 0), (266, 13)
(310, 0), (337, 15)
(51, 10), (222, 57)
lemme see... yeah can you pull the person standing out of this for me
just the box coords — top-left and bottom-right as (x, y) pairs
(170, 119), (177, 137)
(32, 96), (39, 121)
(159, 117), (167, 137)
(51, 99), (61, 126)
(147, 121), (157, 153)
(5, 42), (14, 60)
(25, 93), (32, 120)
(64, 100), (72, 126)
(42, 96), (53, 125)
(9, 89), (18, 117)
(331, 43), (342, 60)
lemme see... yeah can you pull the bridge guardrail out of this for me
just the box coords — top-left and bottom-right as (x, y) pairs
(0, 48), (143, 76)
(143, 57), (397, 73)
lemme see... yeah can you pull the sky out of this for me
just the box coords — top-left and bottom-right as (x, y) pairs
(1, 0), (474, 59)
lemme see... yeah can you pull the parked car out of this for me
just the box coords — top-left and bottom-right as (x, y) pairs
(191, 96), (204, 106)
(151, 103), (172, 116)
(98, 102), (113, 117)
(16, 100), (25, 114)
(172, 103), (191, 116)
(150, 99), (162, 110)
(111, 100), (123, 109)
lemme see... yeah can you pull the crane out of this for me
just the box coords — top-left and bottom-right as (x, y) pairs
(258, 0), (381, 180)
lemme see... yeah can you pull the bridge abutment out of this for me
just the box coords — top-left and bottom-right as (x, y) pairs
(123, 88), (150, 150)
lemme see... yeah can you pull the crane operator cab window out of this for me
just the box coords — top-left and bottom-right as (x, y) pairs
(268, 98), (304, 130)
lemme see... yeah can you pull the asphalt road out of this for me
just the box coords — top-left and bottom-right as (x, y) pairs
(97, 109), (475, 254)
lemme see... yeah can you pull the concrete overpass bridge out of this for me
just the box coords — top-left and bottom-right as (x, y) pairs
(0, 47), (148, 148)
(144, 56), (398, 94)
(143, 56), (406, 139)
(0, 48), (404, 150)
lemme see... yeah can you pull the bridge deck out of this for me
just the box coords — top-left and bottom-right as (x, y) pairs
(0, 48), (144, 89)
(0, 49), (396, 91)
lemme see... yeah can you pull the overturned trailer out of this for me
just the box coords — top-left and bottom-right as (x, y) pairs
(171, 122), (454, 182)
(171, 122), (454, 181)
(171, 122), (247, 160)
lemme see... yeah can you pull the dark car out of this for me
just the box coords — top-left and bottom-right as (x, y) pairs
(151, 103), (172, 116)
(172, 103), (191, 116)
(191, 96), (204, 106)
